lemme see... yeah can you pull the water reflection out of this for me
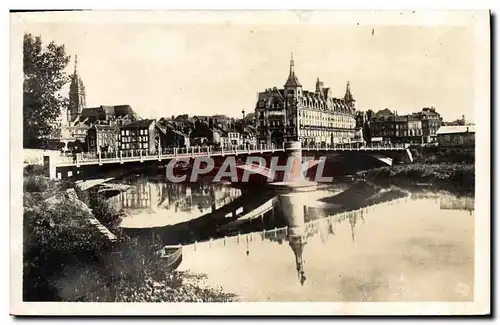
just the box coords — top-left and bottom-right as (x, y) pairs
(179, 193), (474, 302)
(439, 195), (475, 212)
(111, 176), (242, 228)
(114, 177), (475, 301)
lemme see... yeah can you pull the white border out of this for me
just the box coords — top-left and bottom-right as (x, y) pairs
(7, 8), (492, 317)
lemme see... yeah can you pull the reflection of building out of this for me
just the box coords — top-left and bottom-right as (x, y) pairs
(279, 193), (309, 285)
(255, 54), (357, 147)
(116, 179), (242, 219)
(118, 180), (152, 209)
(289, 233), (307, 286)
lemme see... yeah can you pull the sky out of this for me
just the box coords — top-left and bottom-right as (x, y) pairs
(21, 15), (476, 122)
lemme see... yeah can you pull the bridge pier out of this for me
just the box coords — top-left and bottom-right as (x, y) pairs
(284, 141), (303, 181)
(279, 191), (309, 286)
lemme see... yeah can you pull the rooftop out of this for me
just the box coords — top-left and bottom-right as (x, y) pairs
(121, 119), (156, 130)
(437, 125), (475, 135)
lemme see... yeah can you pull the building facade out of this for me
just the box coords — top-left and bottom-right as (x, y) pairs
(255, 54), (357, 147)
(437, 125), (475, 147)
(164, 128), (190, 148)
(119, 119), (158, 153)
(370, 109), (423, 144)
(412, 107), (442, 143)
(87, 123), (120, 153)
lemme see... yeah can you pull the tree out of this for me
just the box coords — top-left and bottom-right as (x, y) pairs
(366, 109), (374, 121)
(24, 34), (71, 148)
(68, 139), (86, 153)
(363, 120), (372, 143)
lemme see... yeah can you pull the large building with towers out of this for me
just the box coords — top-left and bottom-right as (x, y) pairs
(254, 54), (358, 147)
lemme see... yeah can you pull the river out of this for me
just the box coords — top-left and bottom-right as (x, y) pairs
(109, 174), (474, 302)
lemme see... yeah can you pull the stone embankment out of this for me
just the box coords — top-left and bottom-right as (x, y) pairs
(45, 188), (117, 242)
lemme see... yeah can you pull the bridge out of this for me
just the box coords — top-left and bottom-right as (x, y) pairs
(43, 142), (413, 179)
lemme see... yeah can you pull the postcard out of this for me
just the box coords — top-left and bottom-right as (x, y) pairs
(10, 10), (490, 316)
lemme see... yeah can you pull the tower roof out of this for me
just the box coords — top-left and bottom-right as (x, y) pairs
(284, 52), (302, 88)
(344, 81), (355, 102)
(70, 54), (85, 90)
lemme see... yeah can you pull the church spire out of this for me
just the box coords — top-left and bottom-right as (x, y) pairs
(344, 81), (355, 109)
(344, 81), (355, 102)
(284, 52), (302, 88)
(68, 54), (86, 123)
(74, 54), (78, 75)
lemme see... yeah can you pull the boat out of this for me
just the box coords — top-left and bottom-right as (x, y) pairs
(157, 245), (183, 272)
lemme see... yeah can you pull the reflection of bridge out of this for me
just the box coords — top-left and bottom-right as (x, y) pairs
(44, 142), (412, 179)
(184, 195), (409, 251)
(122, 179), (410, 285)
(181, 194), (410, 286)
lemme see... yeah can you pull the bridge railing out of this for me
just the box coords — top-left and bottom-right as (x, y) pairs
(75, 143), (284, 163)
(69, 142), (409, 164)
(303, 142), (408, 151)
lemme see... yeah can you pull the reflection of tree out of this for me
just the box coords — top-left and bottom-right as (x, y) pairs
(328, 219), (336, 235)
(439, 196), (474, 212)
(348, 212), (358, 242)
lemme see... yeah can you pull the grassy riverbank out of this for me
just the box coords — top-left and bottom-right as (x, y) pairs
(357, 146), (475, 195)
(409, 145), (475, 164)
(22, 165), (237, 302)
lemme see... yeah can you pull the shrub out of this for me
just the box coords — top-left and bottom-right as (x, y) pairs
(23, 198), (106, 301)
(23, 175), (57, 194)
(23, 164), (47, 177)
(361, 162), (474, 194)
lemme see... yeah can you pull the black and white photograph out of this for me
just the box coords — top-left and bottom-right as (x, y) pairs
(9, 10), (490, 316)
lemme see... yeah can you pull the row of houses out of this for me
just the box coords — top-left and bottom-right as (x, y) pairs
(67, 115), (259, 154)
(59, 56), (259, 154)
(356, 107), (443, 144)
(355, 107), (474, 147)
